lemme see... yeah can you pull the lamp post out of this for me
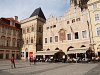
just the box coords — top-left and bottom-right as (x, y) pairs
(87, 8), (95, 59)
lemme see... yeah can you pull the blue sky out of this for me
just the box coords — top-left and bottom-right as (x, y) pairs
(0, 0), (70, 20)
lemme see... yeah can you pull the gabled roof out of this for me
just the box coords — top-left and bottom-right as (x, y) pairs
(30, 7), (46, 20)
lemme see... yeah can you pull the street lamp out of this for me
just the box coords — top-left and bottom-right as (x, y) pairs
(87, 8), (95, 59)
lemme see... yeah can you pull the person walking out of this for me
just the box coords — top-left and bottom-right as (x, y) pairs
(29, 56), (33, 65)
(11, 55), (16, 68)
(33, 57), (36, 65)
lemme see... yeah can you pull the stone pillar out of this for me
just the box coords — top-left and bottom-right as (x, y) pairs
(43, 55), (45, 60)
(3, 50), (6, 59)
(85, 53), (87, 61)
(15, 51), (17, 59)
(76, 53), (77, 63)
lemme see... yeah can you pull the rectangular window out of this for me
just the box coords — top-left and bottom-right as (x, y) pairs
(31, 37), (33, 43)
(95, 14), (99, 21)
(97, 27), (100, 36)
(31, 26), (34, 31)
(93, 3), (97, 10)
(13, 30), (16, 36)
(38, 27), (42, 32)
(67, 34), (71, 40)
(27, 27), (29, 33)
(12, 39), (16, 47)
(22, 29), (25, 34)
(82, 30), (87, 38)
(17, 39), (20, 47)
(45, 38), (47, 43)
(39, 37), (42, 44)
(67, 21), (69, 24)
(55, 36), (58, 42)
(50, 26), (52, 28)
(50, 37), (52, 43)
(72, 19), (75, 23)
(26, 39), (28, 44)
(2, 27), (6, 34)
(7, 28), (11, 35)
(75, 32), (79, 39)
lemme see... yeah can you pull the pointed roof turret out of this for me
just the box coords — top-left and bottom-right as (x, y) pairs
(30, 7), (46, 20)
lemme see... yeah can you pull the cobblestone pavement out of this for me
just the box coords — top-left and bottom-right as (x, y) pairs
(0, 60), (99, 75)
(84, 63), (100, 75)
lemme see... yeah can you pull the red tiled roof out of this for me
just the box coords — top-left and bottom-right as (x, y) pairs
(0, 17), (21, 30)
(0, 18), (9, 26)
(4, 17), (20, 24)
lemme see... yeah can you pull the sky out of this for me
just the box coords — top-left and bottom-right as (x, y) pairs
(0, 0), (70, 20)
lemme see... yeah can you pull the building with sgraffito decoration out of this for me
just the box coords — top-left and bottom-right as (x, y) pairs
(36, 0), (100, 60)
(20, 0), (100, 60)
(0, 16), (22, 59)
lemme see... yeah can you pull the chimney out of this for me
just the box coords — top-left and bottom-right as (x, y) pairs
(15, 16), (18, 21)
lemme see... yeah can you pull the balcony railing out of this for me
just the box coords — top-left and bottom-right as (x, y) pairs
(0, 45), (20, 50)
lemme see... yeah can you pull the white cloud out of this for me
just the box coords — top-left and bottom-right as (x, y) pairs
(0, 0), (70, 20)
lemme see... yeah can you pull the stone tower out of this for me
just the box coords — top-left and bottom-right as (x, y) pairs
(21, 7), (46, 60)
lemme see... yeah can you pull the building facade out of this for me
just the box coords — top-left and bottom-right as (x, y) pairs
(88, 0), (100, 56)
(21, 8), (46, 60)
(21, 0), (100, 60)
(41, 0), (90, 59)
(0, 16), (22, 59)
(36, 0), (100, 60)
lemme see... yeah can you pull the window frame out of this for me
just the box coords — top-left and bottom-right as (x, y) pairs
(95, 14), (99, 21)
(97, 27), (100, 36)
(67, 33), (71, 40)
(82, 30), (87, 38)
(74, 32), (79, 39)
(45, 38), (47, 43)
(55, 36), (58, 42)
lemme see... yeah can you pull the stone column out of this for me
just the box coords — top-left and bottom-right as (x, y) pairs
(43, 55), (45, 60)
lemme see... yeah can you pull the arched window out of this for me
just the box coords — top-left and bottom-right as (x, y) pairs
(47, 48), (50, 51)
(12, 38), (16, 47)
(1, 36), (6, 46)
(55, 47), (59, 50)
(7, 37), (11, 46)
(67, 46), (74, 51)
(81, 45), (86, 47)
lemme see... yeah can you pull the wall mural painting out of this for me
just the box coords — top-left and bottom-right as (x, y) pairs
(58, 28), (66, 42)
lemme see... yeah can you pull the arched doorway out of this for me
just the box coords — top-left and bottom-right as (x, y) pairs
(67, 46), (74, 51)
(81, 45), (86, 47)
(67, 46), (75, 58)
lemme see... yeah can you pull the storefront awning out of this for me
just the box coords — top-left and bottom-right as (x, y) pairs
(36, 50), (59, 55)
(66, 47), (89, 54)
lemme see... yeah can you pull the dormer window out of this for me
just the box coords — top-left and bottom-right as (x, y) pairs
(10, 20), (15, 26)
